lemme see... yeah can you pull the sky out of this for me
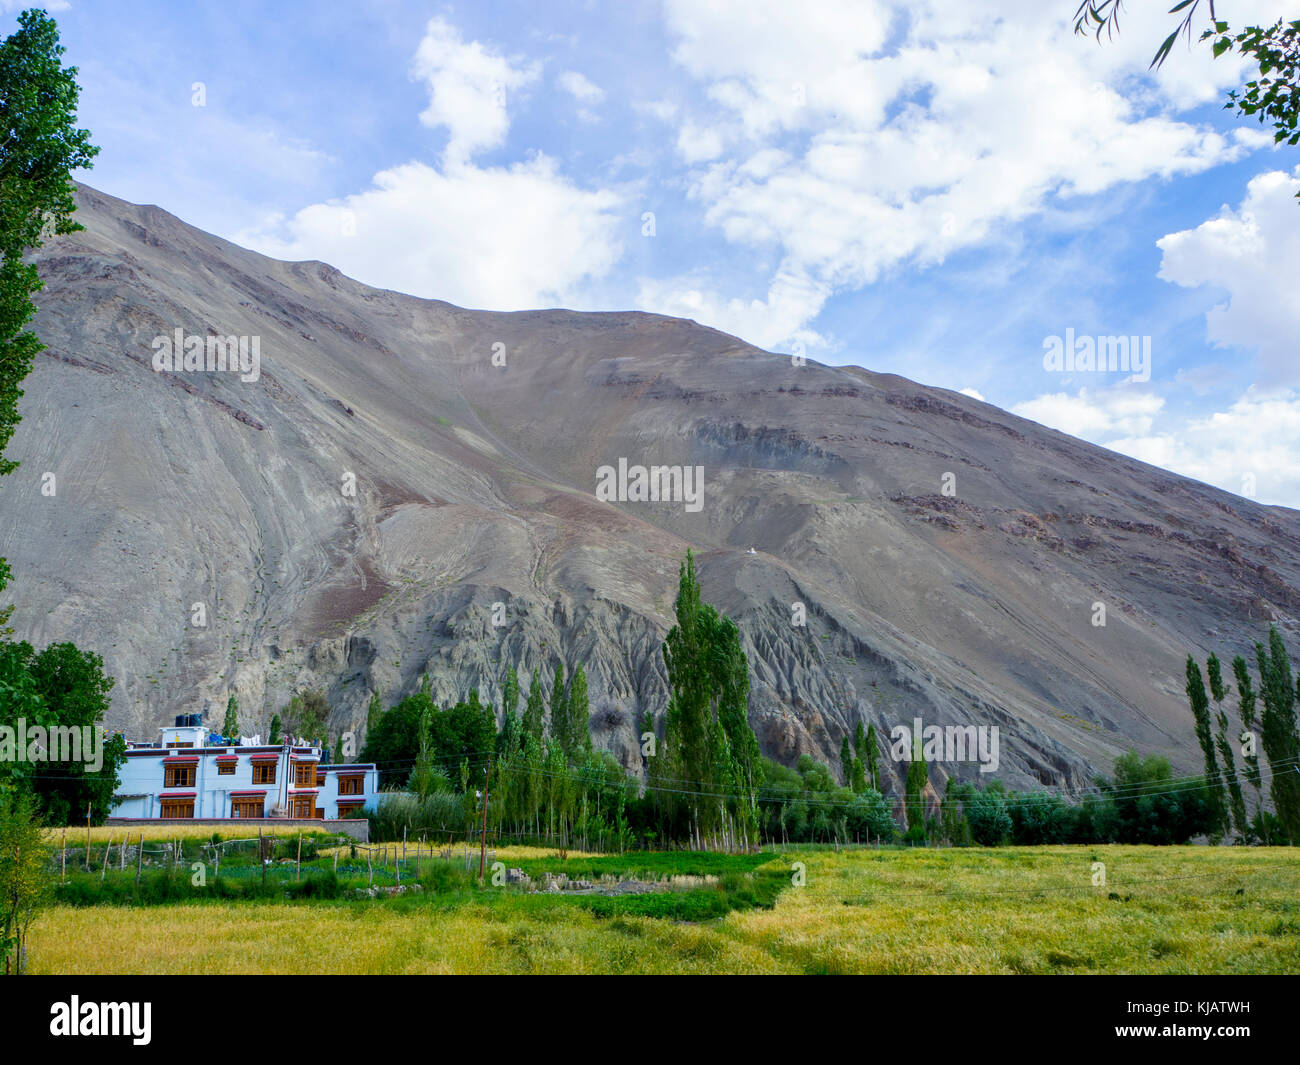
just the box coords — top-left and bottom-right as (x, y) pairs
(8, 0), (1300, 506)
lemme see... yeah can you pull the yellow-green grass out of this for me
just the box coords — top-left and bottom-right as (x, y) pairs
(316, 841), (605, 862)
(52, 824), (345, 844)
(29, 845), (1300, 974)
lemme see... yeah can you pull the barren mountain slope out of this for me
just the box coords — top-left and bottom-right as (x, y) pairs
(4, 183), (1298, 793)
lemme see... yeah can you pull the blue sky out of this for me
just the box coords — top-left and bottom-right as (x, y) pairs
(10, 0), (1300, 505)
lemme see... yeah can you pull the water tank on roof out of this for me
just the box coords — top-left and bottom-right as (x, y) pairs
(174, 715), (187, 727)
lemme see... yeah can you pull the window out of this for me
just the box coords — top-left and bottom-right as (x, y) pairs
(231, 796), (264, 818)
(164, 765), (196, 788)
(252, 762), (276, 785)
(290, 796), (315, 819)
(160, 799), (194, 818)
(166, 741), (194, 748)
(294, 763), (316, 787)
(337, 775), (364, 796)
(315, 770), (326, 788)
(217, 762), (235, 776)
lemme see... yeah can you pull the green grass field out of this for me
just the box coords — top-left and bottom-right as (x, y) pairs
(28, 844), (1300, 974)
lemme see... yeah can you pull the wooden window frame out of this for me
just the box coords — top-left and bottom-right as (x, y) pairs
(231, 797), (264, 819)
(252, 762), (276, 785)
(164, 765), (196, 788)
(337, 775), (364, 796)
(160, 799), (194, 819)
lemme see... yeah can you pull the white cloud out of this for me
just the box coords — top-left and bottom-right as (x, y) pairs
(676, 122), (725, 163)
(959, 387), (985, 401)
(236, 19), (625, 311)
(238, 158), (624, 311)
(636, 99), (678, 122)
(412, 17), (539, 166)
(557, 70), (604, 104)
(1011, 384), (1300, 507)
(1012, 387), (1165, 438)
(1157, 167), (1300, 388)
(637, 0), (1288, 350)
(1111, 390), (1300, 507)
(637, 268), (830, 350)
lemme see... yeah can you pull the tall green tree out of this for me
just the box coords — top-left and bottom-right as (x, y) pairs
(365, 691), (383, 738)
(522, 668), (544, 744)
(0, 788), (48, 974)
(1255, 627), (1300, 843)
(221, 694), (239, 739)
(661, 551), (763, 838)
(499, 665), (520, 756)
(863, 723), (881, 792)
(904, 739), (928, 834)
(1208, 654), (1248, 837)
(1185, 655), (1228, 839)
(6, 641), (123, 824)
(0, 9), (98, 479)
(282, 688), (329, 745)
(566, 663), (590, 760)
(548, 664), (568, 750)
(1233, 654), (1266, 834)
(662, 551), (717, 833)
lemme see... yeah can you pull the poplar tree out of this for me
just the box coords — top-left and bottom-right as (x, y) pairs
(548, 663), (568, 750)
(863, 723), (881, 792)
(567, 663), (590, 759)
(522, 668), (544, 743)
(1255, 627), (1300, 843)
(904, 741), (928, 834)
(365, 692), (383, 739)
(500, 665), (521, 756)
(1233, 654), (1265, 830)
(662, 551), (762, 837)
(222, 694), (239, 739)
(1186, 655), (1228, 839)
(1208, 654), (1247, 837)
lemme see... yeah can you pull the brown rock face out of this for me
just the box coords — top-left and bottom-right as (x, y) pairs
(5, 183), (1299, 792)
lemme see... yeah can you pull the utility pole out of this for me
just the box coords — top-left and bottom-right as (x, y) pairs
(478, 758), (492, 881)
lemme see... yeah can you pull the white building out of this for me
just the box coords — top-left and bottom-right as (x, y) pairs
(110, 719), (379, 821)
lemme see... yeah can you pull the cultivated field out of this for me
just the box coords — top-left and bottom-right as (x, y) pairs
(29, 845), (1300, 974)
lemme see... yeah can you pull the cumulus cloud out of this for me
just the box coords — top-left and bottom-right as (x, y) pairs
(1012, 388), (1165, 439)
(1012, 385), (1300, 507)
(412, 17), (539, 166)
(557, 70), (604, 104)
(635, 0), (1287, 350)
(237, 19), (625, 311)
(1157, 167), (1300, 388)
(238, 158), (623, 311)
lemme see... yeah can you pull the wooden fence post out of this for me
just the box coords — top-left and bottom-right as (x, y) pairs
(135, 833), (143, 889)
